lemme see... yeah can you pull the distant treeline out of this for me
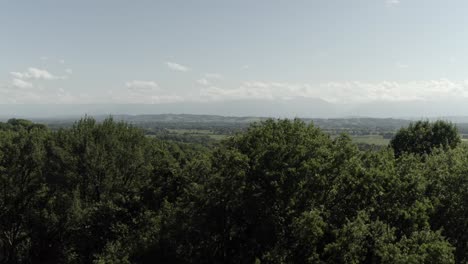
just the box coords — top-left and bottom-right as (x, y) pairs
(28, 114), (413, 132)
(30, 114), (468, 138)
(0, 118), (466, 263)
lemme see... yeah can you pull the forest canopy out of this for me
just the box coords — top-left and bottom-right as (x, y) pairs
(0, 117), (466, 263)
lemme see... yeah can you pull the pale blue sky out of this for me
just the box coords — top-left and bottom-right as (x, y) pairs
(2, 0), (468, 106)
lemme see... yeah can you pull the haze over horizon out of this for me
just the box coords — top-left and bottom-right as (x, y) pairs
(3, 0), (468, 117)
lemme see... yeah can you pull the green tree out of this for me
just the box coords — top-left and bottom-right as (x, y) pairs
(39, 117), (184, 263)
(390, 120), (460, 157)
(0, 124), (50, 262)
(379, 230), (455, 264)
(1, 116), (465, 263)
(424, 147), (468, 263)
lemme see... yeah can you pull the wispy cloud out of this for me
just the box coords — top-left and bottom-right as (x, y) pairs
(2, 66), (72, 103)
(10, 67), (64, 80)
(199, 85), (274, 101)
(11, 79), (33, 89)
(117, 81), (183, 104)
(65, 68), (73, 74)
(386, 0), (400, 6)
(318, 79), (468, 103)
(198, 79), (468, 103)
(166, 62), (190, 72)
(125, 80), (159, 92)
(197, 78), (210, 86)
(0, 81), (86, 104)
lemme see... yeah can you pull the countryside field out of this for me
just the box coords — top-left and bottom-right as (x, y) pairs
(166, 128), (392, 146)
(350, 135), (390, 146)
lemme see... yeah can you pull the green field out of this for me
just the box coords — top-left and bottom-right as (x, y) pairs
(166, 128), (229, 141)
(167, 129), (392, 145)
(167, 129), (213, 134)
(350, 135), (390, 146)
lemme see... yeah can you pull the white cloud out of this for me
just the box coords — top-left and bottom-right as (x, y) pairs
(10, 67), (64, 80)
(196, 79), (468, 104)
(125, 80), (159, 92)
(59, 59), (65, 64)
(12, 79), (33, 89)
(123, 80), (185, 104)
(10, 72), (26, 79)
(40, 56), (48, 61)
(5, 70), (468, 105)
(166, 62), (190, 72)
(200, 84), (276, 101)
(148, 95), (184, 104)
(197, 78), (210, 86)
(386, 0), (400, 5)
(28, 68), (59, 79)
(320, 79), (468, 103)
(65, 68), (73, 74)
(197, 73), (223, 86)
(0, 82), (84, 104)
(3, 67), (69, 103)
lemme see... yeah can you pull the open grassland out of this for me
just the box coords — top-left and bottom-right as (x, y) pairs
(168, 129), (392, 145)
(350, 135), (390, 146)
(167, 129), (214, 135)
(164, 128), (230, 142)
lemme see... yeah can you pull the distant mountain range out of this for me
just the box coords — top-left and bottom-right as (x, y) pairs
(3, 97), (468, 121)
(0, 98), (339, 118)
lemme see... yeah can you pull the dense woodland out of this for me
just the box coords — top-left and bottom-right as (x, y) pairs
(0, 117), (467, 263)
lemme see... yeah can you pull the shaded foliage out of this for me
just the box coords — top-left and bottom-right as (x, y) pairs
(0, 118), (465, 263)
(390, 120), (461, 157)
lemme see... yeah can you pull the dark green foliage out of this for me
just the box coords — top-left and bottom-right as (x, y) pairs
(390, 120), (461, 157)
(0, 125), (49, 263)
(423, 147), (468, 263)
(0, 118), (466, 263)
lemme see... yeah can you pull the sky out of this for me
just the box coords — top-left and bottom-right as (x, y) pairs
(2, 0), (468, 116)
